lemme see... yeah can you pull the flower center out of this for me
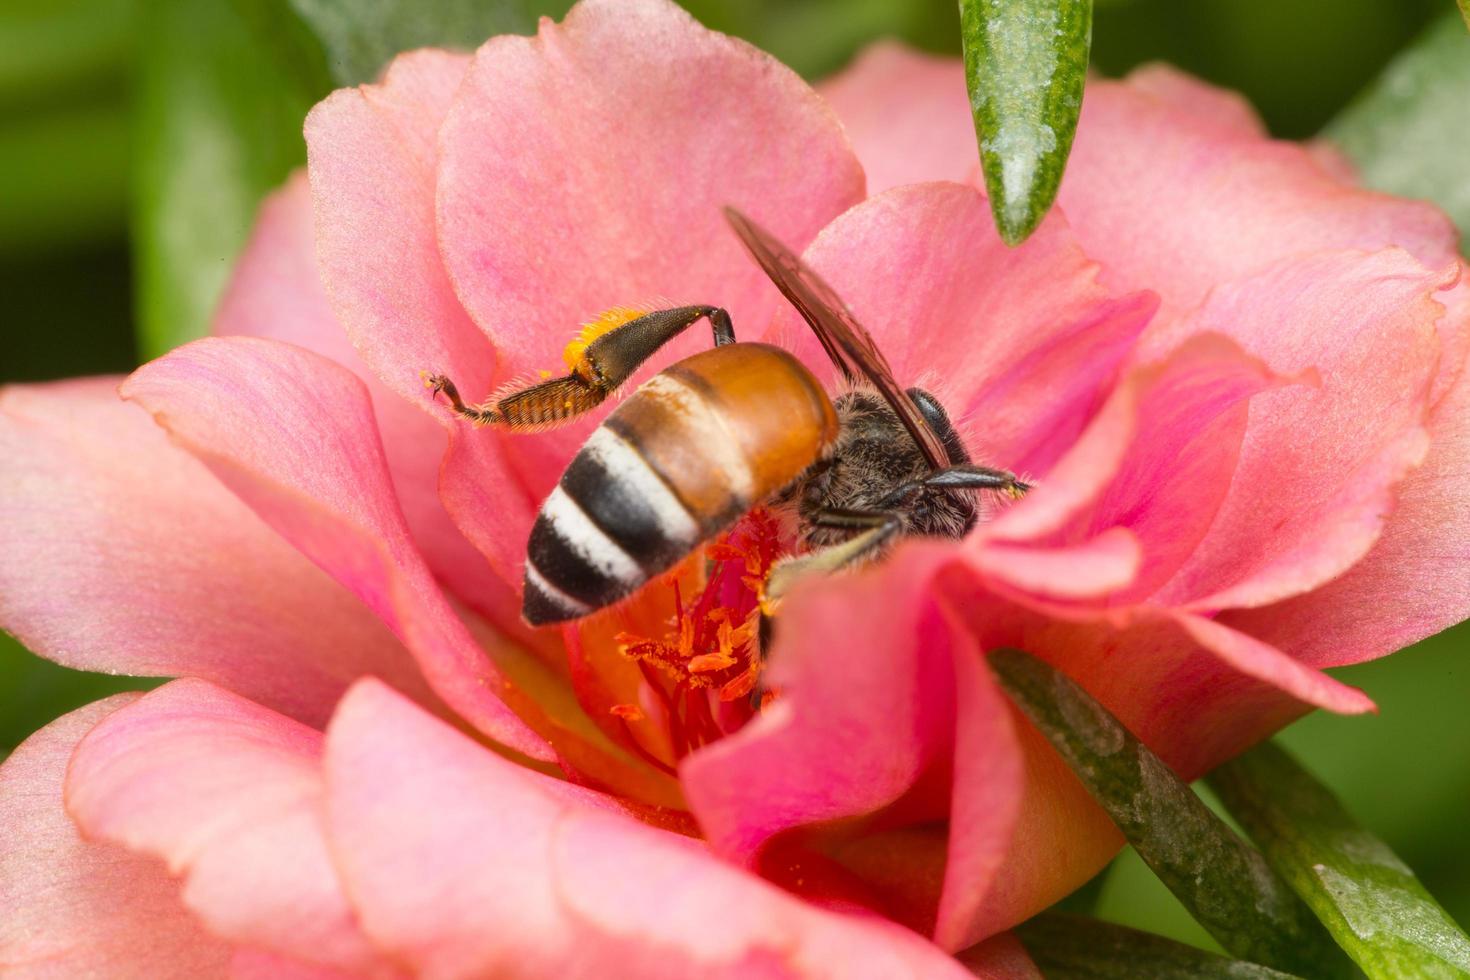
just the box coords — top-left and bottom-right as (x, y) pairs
(601, 509), (783, 772)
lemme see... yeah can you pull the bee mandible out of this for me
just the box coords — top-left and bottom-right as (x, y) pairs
(425, 209), (1029, 628)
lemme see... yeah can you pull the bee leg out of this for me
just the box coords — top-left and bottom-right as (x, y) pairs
(760, 509), (902, 615)
(425, 305), (735, 431)
(874, 464), (1030, 509)
(580, 306), (735, 390)
(753, 508), (900, 705)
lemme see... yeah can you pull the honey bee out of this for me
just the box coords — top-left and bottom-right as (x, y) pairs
(426, 209), (1028, 628)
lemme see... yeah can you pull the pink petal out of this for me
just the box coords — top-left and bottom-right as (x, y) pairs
(216, 184), (674, 791)
(987, 334), (1278, 555)
(1150, 250), (1448, 610)
(967, 528), (1142, 602)
(779, 181), (1156, 478)
(1121, 64), (1267, 140)
(681, 543), (1025, 950)
(435, 0), (866, 487)
(304, 50), (541, 600)
(323, 678), (976, 979)
(0, 379), (424, 728)
(216, 173), (533, 645)
(1058, 71), (1460, 324)
(817, 43), (977, 194)
(0, 696), (232, 977)
(64, 680), (397, 976)
(1169, 613), (1374, 715)
(984, 334), (1286, 603)
(1223, 298), (1470, 667)
(122, 337), (551, 761)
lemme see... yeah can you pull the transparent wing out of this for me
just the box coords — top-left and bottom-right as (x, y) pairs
(724, 207), (949, 470)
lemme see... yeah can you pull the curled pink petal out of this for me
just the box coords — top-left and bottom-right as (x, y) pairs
(323, 678), (978, 979)
(1169, 612), (1374, 715)
(64, 680), (397, 976)
(0, 379), (424, 728)
(435, 0), (866, 486)
(988, 334), (1279, 549)
(216, 172), (532, 642)
(0, 696), (232, 978)
(967, 528), (1142, 603)
(1224, 301), (1470, 667)
(779, 181), (1156, 478)
(682, 544), (1025, 949)
(305, 49), (542, 595)
(1153, 250), (1450, 610)
(121, 337), (551, 761)
(1059, 72), (1460, 322)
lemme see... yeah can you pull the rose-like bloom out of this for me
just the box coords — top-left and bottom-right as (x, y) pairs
(2, 0), (1467, 975)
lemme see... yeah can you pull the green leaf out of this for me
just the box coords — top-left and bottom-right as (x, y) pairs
(281, 0), (540, 87)
(133, 0), (317, 358)
(1015, 913), (1305, 979)
(1324, 12), (1470, 242)
(959, 0), (1091, 245)
(989, 650), (1352, 978)
(1459, 1), (1469, 33)
(1208, 743), (1470, 979)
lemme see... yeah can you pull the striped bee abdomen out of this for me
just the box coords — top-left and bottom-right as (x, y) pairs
(522, 342), (838, 626)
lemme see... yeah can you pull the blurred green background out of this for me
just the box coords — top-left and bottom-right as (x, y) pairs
(1, 0), (1465, 950)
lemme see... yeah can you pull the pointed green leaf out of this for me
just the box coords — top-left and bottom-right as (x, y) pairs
(989, 650), (1352, 978)
(1015, 913), (1304, 979)
(1459, 1), (1469, 33)
(281, 0), (539, 87)
(959, 0), (1091, 245)
(133, 0), (317, 358)
(1324, 12), (1470, 241)
(1208, 743), (1470, 979)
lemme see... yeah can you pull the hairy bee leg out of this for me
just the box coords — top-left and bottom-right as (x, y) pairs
(580, 306), (735, 390)
(426, 305), (735, 432)
(874, 464), (1030, 509)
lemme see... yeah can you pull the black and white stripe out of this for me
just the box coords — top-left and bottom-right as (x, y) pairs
(522, 427), (703, 625)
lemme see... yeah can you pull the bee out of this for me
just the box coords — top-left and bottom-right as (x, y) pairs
(426, 209), (1028, 628)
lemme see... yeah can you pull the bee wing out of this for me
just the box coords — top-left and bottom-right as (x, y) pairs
(724, 207), (950, 471)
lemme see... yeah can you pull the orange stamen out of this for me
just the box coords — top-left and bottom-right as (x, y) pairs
(610, 509), (783, 760)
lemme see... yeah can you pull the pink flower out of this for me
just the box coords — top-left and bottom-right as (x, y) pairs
(2, 1), (1467, 975)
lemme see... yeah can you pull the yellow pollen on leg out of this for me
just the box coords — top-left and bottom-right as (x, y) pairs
(561, 306), (650, 374)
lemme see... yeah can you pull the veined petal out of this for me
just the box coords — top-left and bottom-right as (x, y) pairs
(216, 173), (534, 646)
(305, 49), (541, 599)
(0, 696), (232, 978)
(64, 680), (398, 976)
(779, 181), (1155, 480)
(0, 379), (424, 728)
(435, 0), (866, 489)
(323, 678), (976, 979)
(1058, 72), (1460, 323)
(1224, 295), (1470, 667)
(122, 337), (551, 761)
(1153, 250), (1448, 611)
